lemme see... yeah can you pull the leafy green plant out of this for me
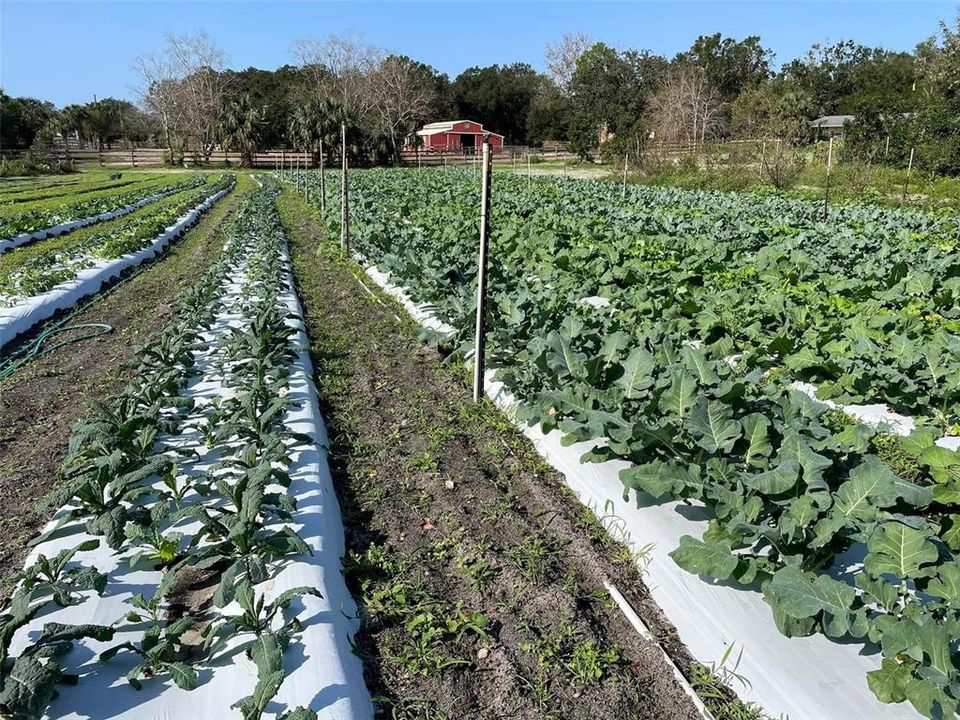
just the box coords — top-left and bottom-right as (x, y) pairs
(305, 167), (960, 716)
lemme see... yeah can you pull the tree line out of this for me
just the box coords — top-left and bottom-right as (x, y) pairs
(1, 13), (958, 173)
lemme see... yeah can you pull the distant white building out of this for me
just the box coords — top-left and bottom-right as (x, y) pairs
(809, 115), (855, 139)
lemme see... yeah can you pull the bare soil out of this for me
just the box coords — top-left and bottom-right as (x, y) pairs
(0, 177), (254, 580)
(279, 188), (704, 720)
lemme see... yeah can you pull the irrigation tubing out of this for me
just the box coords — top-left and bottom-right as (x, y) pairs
(0, 192), (228, 382)
(0, 323), (114, 381)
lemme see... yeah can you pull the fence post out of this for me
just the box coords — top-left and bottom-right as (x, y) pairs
(526, 153), (530, 185)
(341, 123), (349, 257)
(902, 147), (915, 204)
(319, 136), (326, 214)
(472, 138), (493, 402)
(622, 152), (628, 200)
(823, 136), (834, 220)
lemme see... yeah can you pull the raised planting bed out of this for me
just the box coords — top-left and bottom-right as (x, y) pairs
(298, 168), (960, 719)
(0, 175), (208, 253)
(1, 179), (371, 720)
(0, 177), (234, 350)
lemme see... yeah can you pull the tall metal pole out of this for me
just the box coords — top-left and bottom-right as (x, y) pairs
(472, 139), (493, 402)
(341, 122), (349, 257)
(94, 94), (103, 167)
(319, 136), (326, 214)
(822, 136), (834, 220)
(902, 147), (915, 204)
(622, 152), (628, 200)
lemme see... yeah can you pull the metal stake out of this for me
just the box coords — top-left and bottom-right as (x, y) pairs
(622, 152), (628, 200)
(341, 123), (349, 257)
(472, 139), (493, 402)
(319, 136), (326, 214)
(823, 136), (833, 220)
(902, 147), (915, 204)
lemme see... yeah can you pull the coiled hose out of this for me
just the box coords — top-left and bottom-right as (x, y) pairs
(0, 323), (113, 381)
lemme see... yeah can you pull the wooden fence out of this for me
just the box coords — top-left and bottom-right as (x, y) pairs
(2, 147), (316, 169)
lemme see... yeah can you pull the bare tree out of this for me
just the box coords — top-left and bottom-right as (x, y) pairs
(646, 66), (725, 149)
(369, 55), (433, 162)
(545, 32), (592, 94)
(293, 34), (383, 123)
(133, 53), (180, 163)
(134, 32), (229, 164)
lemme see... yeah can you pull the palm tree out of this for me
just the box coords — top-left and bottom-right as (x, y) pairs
(217, 95), (265, 168)
(288, 97), (344, 164)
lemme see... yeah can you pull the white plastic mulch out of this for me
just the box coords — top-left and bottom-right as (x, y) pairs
(358, 261), (926, 720)
(0, 185), (233, 351)
(0, 185), (189, 254)
(9, 232), (372, 719)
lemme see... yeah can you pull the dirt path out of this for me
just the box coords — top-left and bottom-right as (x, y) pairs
(0, 175), (255, 579)
(279, 187), (708, 720)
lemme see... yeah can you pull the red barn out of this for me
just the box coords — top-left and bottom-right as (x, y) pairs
(413, 120), (505, 153)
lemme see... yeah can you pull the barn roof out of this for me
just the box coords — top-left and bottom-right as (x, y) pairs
(416, 120), (505, 138)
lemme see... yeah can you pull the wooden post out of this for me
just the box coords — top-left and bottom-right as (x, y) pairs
(760, 141), (766, 179)
(93, 94), (103, 167)
(822, 136), (834, 219)
(341, 122), (349, 257)
(281, 148), (286, 178)
(902, 147), (915, 204)
(526, 153), (530, 185)
(319, 136), (326, 214)
(884, 135), (890, 159)
(622, 152), (628, 200)
(472, 138), (493, 402)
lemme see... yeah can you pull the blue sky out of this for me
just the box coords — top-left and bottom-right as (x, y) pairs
(1, 1), (956, 107)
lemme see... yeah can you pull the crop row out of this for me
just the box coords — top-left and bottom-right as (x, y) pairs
(0, 176), (233, 304)
(303, 168), (960, 718)
(0, 174), (208, 242)
(1, 181), (325, 720)
(0, 174), (149, 206)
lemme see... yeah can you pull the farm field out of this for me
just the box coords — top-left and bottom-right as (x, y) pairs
(2, 163), (958, 719)
(0, 171), (211, 250)
(0, 173), (256, 578)
(0, 173), (234, 350)
(296, 166), (960, 718)
(0, 173), (716, 720)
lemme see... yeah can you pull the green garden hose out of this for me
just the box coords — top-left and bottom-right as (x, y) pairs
(0, 323), (113, 381)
